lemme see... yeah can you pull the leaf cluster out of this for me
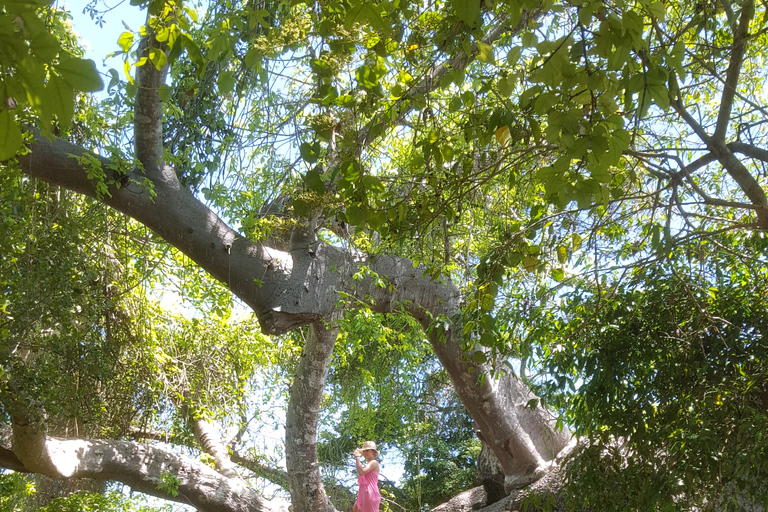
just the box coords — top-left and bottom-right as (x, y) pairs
(528, 237), (768, 510)
(0, 1), (102, 159)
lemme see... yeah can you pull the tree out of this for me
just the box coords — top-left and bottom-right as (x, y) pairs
(2, 0), (768, 510)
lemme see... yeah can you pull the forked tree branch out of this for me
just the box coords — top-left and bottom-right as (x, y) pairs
(670, 76), (768, 227)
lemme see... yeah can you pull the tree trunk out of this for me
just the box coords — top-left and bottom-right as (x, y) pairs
(285, 319), (340, 512)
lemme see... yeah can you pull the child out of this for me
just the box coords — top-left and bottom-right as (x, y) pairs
(353, 441), (381, 512)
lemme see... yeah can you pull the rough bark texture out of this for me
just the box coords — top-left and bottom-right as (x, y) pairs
(2, 424), (284, 512)
(26, 475), (106, 511)
(285, 319), (340, 512)
(190, 416), (244, 481)
(427, 332), (572, 491)
(431, 471), (568, 512)
(477, 440), (507, 504)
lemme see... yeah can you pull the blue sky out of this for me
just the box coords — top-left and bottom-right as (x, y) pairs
(65, 0), (146, 76)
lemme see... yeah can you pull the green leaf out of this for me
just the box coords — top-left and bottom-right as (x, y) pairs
(476, 42), (495, 64)
(522, 32), (538, 48)
(57, 56), (104, 92)
(158, 83), (173, 102)
(118, 32), (135, 53)
(47, 75), (74, 127)
(572, 232), (583, 251)
(0, 110), (23, 161)
(355, 65), (378, 88)
(647, 1), (666, 20)
(218, 71), (235, 94)
(498, 76), (515, 97)
(29, 31), (59, 62)
(300, 141), (321, 164)
(148, 48), (168, 71)
(647, 84), (670, 111)
(551, 268), (565, 281)
(305, 170), (326, 194)
(362, 175), (384, 192)
(182, 34), (203, 65)
(453, 0), (480, 26)
(346, 204), (367, 226)
(556, 245), (568, 264)
(245, 48), (262, 70)
(341, 160), (361, 181)
(293, 197), (308, 215)
(345, 0), (386, 32)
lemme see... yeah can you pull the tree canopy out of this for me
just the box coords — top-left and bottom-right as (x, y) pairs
(2, 0), (768, 510)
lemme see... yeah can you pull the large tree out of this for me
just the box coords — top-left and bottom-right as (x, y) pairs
(2, 0), (768, 510)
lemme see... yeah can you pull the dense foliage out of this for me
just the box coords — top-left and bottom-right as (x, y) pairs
(526, 237), (768, 510)
(2, 0), (768, 509)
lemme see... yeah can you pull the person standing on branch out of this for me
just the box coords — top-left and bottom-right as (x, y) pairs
(353, 441), (381, 512)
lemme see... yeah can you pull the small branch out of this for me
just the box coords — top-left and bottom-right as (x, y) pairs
(231, 451), (290, 490)
(714, 0), (755, 141)
(357, 11), (536, 148)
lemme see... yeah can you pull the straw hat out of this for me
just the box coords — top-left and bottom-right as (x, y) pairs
(359, 441), (378, 455)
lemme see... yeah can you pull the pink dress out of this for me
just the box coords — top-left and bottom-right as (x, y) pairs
(356, 471), (381, 512)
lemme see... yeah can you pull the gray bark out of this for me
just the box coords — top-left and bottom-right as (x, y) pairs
(189, 415), (244, 481)
(2, 424), (285, 512)
(285, 319), (340, 512)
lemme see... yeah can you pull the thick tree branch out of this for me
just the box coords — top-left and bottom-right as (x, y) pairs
(16, 133), (328, 334)
(714, 0), (755, 141)
(134, 22), (171, 173)
(0, 426), (27, 473)
(3, 424), (280, 512)
(707, 137), (768, 226)
(731, 141), (768, 163)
